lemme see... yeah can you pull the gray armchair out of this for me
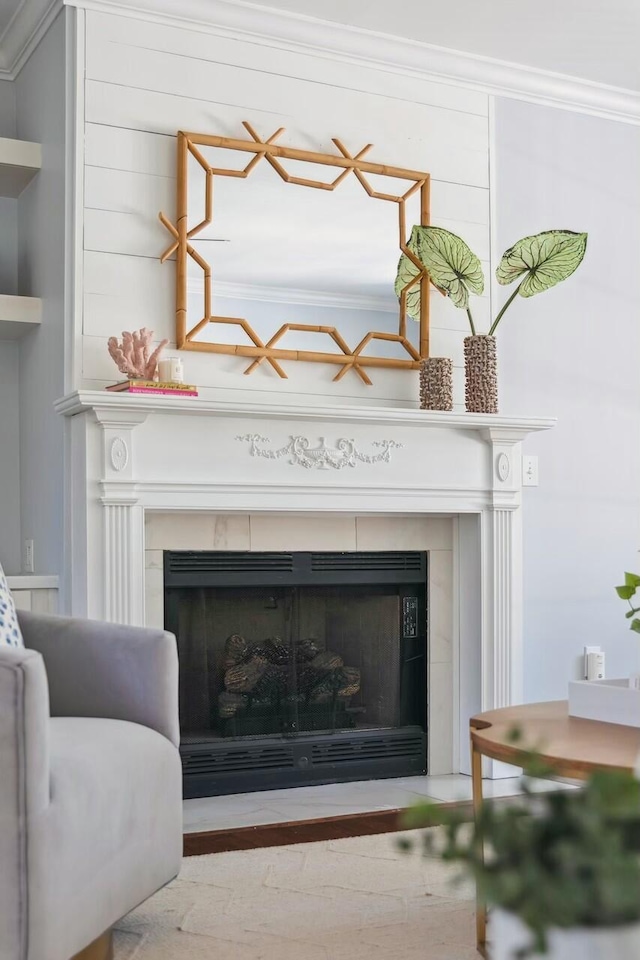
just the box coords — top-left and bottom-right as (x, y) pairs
(0, 611), (183, 960)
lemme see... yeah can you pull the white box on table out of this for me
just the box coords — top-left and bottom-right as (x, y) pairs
(568, 678), (640, 728)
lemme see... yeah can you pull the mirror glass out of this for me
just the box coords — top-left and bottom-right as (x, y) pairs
(184, 144), (423, 351)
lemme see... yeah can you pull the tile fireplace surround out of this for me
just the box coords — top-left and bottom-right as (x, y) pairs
(56, 391), (555, 777)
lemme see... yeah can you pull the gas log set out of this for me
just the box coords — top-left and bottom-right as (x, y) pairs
(218, 633), (362, 735)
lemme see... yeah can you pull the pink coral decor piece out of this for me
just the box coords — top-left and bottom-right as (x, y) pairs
(107, 328), (169, 380)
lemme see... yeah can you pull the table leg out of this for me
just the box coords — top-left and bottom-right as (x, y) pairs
(471, 733), (486, 955)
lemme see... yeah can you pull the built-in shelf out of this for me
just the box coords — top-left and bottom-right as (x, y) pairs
(6, 575), (59, 590)
(0, 136), (41, 197)
(0, 295), (42, 339)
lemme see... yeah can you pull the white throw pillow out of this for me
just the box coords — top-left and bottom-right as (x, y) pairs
(0, 562), (24, 648)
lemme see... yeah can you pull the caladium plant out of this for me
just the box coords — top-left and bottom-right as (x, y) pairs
(395, 226), (588, 335)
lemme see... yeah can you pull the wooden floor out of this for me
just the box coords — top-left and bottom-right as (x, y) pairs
(71, 931), (113, 960)
(183, 799), (474, 856)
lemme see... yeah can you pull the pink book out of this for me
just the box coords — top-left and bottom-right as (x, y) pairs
(125, 386), (198, 397)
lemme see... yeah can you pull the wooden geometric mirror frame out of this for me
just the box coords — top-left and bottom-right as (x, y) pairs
(159, 122), (432, 385)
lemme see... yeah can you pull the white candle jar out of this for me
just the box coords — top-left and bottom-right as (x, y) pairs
(158, 358), (184, 383)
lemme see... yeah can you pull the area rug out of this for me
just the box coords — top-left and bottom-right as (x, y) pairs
(114, 829), (478, 960)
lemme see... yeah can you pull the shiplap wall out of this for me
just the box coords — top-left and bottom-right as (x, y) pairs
(80, 10), (490, 405)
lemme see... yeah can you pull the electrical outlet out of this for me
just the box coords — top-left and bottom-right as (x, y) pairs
(23, 539), (34, 574)
(522, 455), (539, 486)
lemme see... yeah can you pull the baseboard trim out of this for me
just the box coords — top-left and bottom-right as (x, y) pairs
(183, 799), (475, 856)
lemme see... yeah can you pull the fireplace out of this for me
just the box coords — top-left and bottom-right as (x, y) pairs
(58, 390), (551, 786)
(164, 550), (428, 797)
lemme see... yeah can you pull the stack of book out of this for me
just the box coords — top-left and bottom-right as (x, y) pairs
(106, 380), (198, 397)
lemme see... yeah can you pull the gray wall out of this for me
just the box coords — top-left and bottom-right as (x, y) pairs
(0, 80), (15, 138)
(0, 342), (21, 572)
(493, 98), (640, 698)
(0, 80), (17, 295)
(0, 78), (19, 572)
(15, 11), (66, 577)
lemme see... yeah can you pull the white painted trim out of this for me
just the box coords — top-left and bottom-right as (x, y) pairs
(450, 515), (461, 774)
(192, 278), (398, 314)
(488, 96), (500, 326)
(62, 4), (85, 614)
(55, 389), (557, 435)
(135, 480), (492, 504)
(62, 0), (640, 123)
(0, 0), (62, 79)
(64, 4), (84, 394)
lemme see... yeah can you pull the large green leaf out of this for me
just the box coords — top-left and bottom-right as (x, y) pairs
(394, 252), (422, 321)
(409, 225), (484, 309)
(496, 230), (587, 298)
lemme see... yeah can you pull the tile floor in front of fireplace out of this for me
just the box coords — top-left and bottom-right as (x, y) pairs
(183, 773), (568, 833)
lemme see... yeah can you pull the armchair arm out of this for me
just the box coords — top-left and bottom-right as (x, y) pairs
(0, 647), (50, 958)
(18, 611), (179, 747)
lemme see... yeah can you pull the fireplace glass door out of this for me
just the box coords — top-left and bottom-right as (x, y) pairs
(164, 551), (427, 796)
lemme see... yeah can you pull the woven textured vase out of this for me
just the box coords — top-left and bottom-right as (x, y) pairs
(419, 358), (453, 411)
(464, 335), (498, 414)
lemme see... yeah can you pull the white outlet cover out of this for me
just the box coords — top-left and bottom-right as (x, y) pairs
(522, 454), (539, 486)
(23, 539), (34, 573)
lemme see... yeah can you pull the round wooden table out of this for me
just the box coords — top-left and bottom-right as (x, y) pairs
(469, 700), (640, 953)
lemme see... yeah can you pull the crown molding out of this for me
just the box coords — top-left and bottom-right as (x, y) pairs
(60, 0), (640, 124)
(0, 0), (62, 79)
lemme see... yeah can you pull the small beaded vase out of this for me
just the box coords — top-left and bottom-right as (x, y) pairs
(419, 358), (453, 411)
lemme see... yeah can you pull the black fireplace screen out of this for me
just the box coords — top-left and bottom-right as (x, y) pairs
(164, 551), (427, 796)
(177, 584), (402, 739)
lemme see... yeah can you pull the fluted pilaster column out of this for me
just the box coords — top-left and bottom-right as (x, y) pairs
(94, 409), (148, 624)
(481, 428), (525, 712)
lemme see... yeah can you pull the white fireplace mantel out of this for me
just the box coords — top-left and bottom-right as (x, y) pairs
(56, 390), (554, 435)
(58, 389), (555, 775)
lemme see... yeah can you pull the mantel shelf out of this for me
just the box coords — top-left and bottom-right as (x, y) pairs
(0, 295), (42, 339)
(55, 389), (556, 438)
(0, 136), (41, 197)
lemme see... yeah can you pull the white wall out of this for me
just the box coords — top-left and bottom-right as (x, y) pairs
(493, 98), (640, 698)
(78, 9), (491, 407)
(15, 11), (67, 577)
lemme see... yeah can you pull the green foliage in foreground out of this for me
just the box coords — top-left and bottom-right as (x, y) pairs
(400, 749), (640, 957)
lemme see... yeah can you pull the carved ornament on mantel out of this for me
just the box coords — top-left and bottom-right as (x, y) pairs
(236, 434), (403, 470)
(109, 437), (129, 472)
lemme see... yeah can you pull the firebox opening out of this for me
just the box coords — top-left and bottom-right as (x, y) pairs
(164, 551), (428, 797)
